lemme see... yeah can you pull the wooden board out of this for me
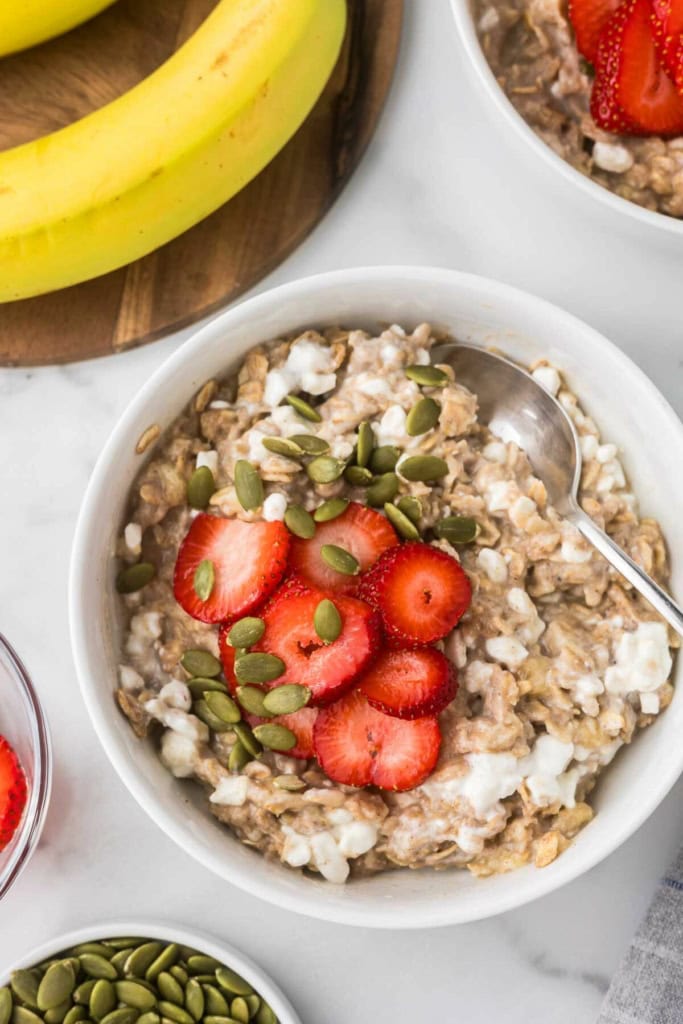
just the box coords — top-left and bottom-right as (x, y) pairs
(0, 0), (402, 366)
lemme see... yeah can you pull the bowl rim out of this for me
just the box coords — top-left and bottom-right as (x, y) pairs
(448, 0), (683, 236)
(70, 264), (683, 928)
(0, 919), (302, 1024)
(0, 632), (52, 902)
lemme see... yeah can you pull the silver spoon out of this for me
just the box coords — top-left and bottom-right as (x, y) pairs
(432, 342), (683, 637)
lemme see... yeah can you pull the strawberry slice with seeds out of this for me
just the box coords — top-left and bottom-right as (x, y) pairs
(591, 0), (683, 135)
(313, 691), (441, 791)
(568, 0), (623, 62)
(254, 586), (380, 705)
(288, 502), (399, 596)
(0, 736), (27, 851)
(174, 514), (290, 623)
(651, 0), (683, 78)
(358, 647), (457, 720)
(359, 542), (471, 646)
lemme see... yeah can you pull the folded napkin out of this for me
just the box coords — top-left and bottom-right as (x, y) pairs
(597, 844), (683, 1024)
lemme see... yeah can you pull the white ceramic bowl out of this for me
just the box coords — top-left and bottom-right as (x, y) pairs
(70, 265), (683, 929)
(449, 0), (683, 238)
(1, 921), (301, 1024)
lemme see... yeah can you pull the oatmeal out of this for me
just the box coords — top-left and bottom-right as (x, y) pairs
(475, 0), (683, 218)
(115, 323), (677, 883)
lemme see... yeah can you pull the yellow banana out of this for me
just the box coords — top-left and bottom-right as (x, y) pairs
(0, 0), (346, 301)
(0, 1), (116, 57)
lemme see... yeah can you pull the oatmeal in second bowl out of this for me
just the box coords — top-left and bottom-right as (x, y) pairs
(70, 267), (683, 927)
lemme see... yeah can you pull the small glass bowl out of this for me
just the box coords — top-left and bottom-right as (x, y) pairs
(0, 633), (52, 900)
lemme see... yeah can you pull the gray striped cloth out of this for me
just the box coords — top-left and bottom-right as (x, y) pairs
(597, 845), (683, 1023)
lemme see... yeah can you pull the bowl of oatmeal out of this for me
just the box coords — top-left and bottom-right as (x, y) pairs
(450, 0), (683, 231)
(70, 265), (683, 928)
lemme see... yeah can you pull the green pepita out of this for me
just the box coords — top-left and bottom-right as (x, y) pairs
(433, 515), (480, 544)
(405, 396), (440, 436)
(200, 989), (228, 1018)
(74, 984), (97, 1006)
(180, 650), (221, 679)
(78, 958), (117, 983)
(320, 544), (359, 576)
(313, 598), (342, 643)
(185, 959), (221, 977)
(283, 505), (316, 540)
(235, 687), (271, 718)
(234, 460), (263, 511)
(252, 723), (297, 751)
(45, 1001), (72, 1024)
(405, 364), (449, 387)
(343, 465), (373, 487)
(261, 684), (310, 716)
(64, 1008), (86, 1024)
(369, 445), (400, 474)
(70, 946), (111, 960)
(136, 1015), (160, 1024)
(229, 999), (249, 1024)
(183, 982), (203, 1024)
(288, 434), (328, 455)
(383, 502), (420, 540)
(273, 775), (306, 792)
(115, 984), (156, 1014)
(396, 495), (422, 523)
(284, 394), (321, 422)
(194, 700), (232, 733)
(228, 739), (252, 775)
(156, 1005), (191, 1024)
(234, 653), (285, 686)
(116, 563), (155, 595)
(108, 953), (131, 976)
(398, 455), (449, 482)
(227, 617), (265, 649)
(306, 456), (345, 485)
(255, 1006), (277, 1024)
(356, 421), (375, 468)
(99, 1009), (139, 1024)
(313, 497), (348, 522)
(261, 437), (304, 461)
(167, 970), (186, 989)
(0, 991), (12, 1024)
(124, 944), (164, 980)
(11, 971), (40, 1006)
(102, 941), (139, 952)
(193, 559), (215, 602)
(186, 677), (227, 699)
(12, 1009), (43, 1024)
(244, 996), (260, 1018)
(204, 691), (241, 725)
(214, 970), (252, 998)
(187, 467), (216, 510)
(202, 1017), (236, 1024)
(89, 981), (117, 1021)
(38, 964), (76, 1012)
(156, 977), (182, 1008)
(366, 472), (399, 507)
(232, 723), (262, 759)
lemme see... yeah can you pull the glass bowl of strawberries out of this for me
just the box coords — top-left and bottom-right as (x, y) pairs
(0, 633), (52, 901)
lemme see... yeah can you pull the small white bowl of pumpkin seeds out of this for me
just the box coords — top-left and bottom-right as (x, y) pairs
(0, 923), (300, 1024)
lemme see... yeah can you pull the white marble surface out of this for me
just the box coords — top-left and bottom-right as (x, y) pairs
(1, 2), (682, 1021)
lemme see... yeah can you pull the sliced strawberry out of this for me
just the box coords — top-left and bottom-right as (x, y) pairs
(591, 0), (683, 135)
(359, 542), (471, 646)
(0, 736), (27, 851)
(313, 691), (441, 791)
(255, 586), (380, 706)
(288, 502), (399, 596)
(173, 514), (290, 624)
(358, 647), (457, 720)
(568, 0), (623, 62)
(650, 0), (683, 78)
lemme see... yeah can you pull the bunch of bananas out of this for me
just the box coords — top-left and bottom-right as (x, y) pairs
(0, 0), (346, 301)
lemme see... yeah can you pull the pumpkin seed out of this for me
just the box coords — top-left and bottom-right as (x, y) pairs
(64, 1009), (86, 1024)
(115, 984), (156, 1013)
(156, 977), (182, 1008)
(204, 691), (241, 725)
(313, 498), (348, 522)
(109, 953), (131, 975)
(167, 970), (187, 989)
(214, 970), (252, 998)
(232, 723), (262, 758)
(369, 445), (400, 474)
(184, 982), (203, 1024)
(306, 456), (345, 484)
(124, 944), (163, 980)
(405, 397), (440, 436)
(202, 1017), (236, 1024)
(396, 495), (422, 523)
(255, 1006), (276, 1024)
(70, 946), (111, 960)
(434, 515), (480, 544)
(103, 941), (139, 952)
(79, 958), (117, 983)
(136, 1015), (160, 1024)
(229, 1000), (249, 1024)
(187, 467), (215, 510)
(283, 505), (316, 540)
(193, 560), (214, 602)
(200, 989), (228, 1017)
(89, 982), (116, 1020)
(74, 984), (97, 1006)
(234, 653), (284, 685)
(262, 685), (310, 716)
(156, 1006), (191, 1024)
(235, 687), (271, 718)
(116, 563), (155, 595)
(383, 502), (420, 540)
(320, 544), (359, 576)
(366, 472), (399, 507)
(45, 1002), (71, 1024)
(405, 364), (449, 387)
(227, 617), (265, 649)
(356, 421), (375, 468)
(273, 775), (306, 792)
(194, 700), (232, 733)
(0, 991), (12, 1024)
(313, 598), (342, 643)
(186, 959), (221, 977)
(100, 1010), (138, 1024)
(234, 460), (263, 511)
(244, 996), (261, 1018)
(284, 394), (321, 422)
(252, 723), (297, 751)
(228, 740), (252, 772)
(261, 438), (304, 461)
(180, 650), (221, 679)
(344, 465), (372, 487)
(13, 1009), (43, 1024)
(38, 965), (76, 1013)
(288, 434), (328, 455)
(186, 677), (227, 699)
(398, 455), (448, 482)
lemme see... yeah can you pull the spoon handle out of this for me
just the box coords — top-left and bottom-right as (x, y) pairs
(570, 506), (683, 638)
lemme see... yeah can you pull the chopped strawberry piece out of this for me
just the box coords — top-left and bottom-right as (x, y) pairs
(568, 0), (623, 62)
(255, 586), (381, 706)
(173, 514), (290, 623)
(313, 691), (441, 791)
(591, 0), (683, 135)
(0, 736), (27, 851)
(650, 0), (683, 78)
(358, 647), (457, 720)
(359, 542), (471, 646)
(288, 502), (399, 596)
